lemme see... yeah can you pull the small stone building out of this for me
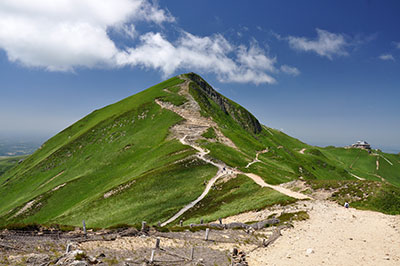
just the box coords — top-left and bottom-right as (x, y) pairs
(350, 140), (371, 150)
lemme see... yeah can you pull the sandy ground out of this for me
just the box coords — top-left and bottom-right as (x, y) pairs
(247, 200), (400, 266)
(245, 173), (310, 200)
(3, 198), (399, 265)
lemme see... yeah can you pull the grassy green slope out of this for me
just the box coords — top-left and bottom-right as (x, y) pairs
(0, 155), (27, 176)
(187, 74), (356, 184)
(177, 174), (296, 225)
(0, 76), (220, 227)
(1, 73), (399, 227)
(318, 147), (400, 186)
(185, 73), (400, 216)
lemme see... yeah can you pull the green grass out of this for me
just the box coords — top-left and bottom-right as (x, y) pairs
(0, 73), (399, 228)
(202, 127), (217, 139)
(176, 175), (296, 225)
(276, 211), (309, 224)
(0, 76), (218, 227)
(0, 155), (27, 176)
(306, 179), (400, 215)
(167, 86), (181, 93)
(319, 147), (400, 186)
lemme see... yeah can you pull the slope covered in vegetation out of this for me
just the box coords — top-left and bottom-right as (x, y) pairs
(1, 73), (399, 229)
(0, 155), (27, 176)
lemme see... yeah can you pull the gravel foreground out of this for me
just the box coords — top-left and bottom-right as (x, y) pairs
(1, 199), (399, 265)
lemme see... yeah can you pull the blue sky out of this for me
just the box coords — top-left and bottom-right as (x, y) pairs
(0, 0), (399, 152)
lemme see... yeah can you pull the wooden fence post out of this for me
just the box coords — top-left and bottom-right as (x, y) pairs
(141, 221), (146, 231)
(82, 220), (87, 236)
(205, 228), (210, 241)
(150, 249), (155, 263)
(65, 243), (72, 254)
(190, 247), (195, 260)
(155, 238), (160, 249)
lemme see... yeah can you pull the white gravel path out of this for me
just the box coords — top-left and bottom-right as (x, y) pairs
(247, 200), (400, 265)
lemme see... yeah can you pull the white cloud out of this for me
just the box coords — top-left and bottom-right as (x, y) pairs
(394, 42), (400, 49)
(0, 0), (282, 84)
(280, 65), (300, 76)
(117, 32), (277, 84)
(379, 54), (395, 61)
(0, 0), (173, 71)
(287, 29), (348, 59)
(119, 24), (137, 40)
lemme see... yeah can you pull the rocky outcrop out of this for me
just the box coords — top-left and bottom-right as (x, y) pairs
(186, 72), (262, 134)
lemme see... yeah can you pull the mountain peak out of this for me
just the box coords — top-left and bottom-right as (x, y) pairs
(1, 73), (399, 229)
(184, 72), (262, 134)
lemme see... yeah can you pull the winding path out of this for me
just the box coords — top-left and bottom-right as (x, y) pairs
(376, 157), (380, 170)
(245, 149), (268, 168)
(244, 173), (310, 200)
(349, 172), (366, 181)
(161, 136), (309, 226)
(158, 77), (310, 226)
(160, 135), (230, 227)
(380, 154), (393, 166)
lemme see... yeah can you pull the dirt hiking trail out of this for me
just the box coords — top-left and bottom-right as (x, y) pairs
(244, 173), (310, 200)
(247, 199), (400, 265)
(157, 77), (308, 226)
(160, 135), (230, 227)
(245, 149), (268, 168)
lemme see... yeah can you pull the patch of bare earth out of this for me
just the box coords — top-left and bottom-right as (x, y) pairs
(247, 200), (400, 266)
(156, 78), (236, 149)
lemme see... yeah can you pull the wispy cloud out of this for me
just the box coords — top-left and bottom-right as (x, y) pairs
(280, 65), (300, 76)
(394, 42), (400, 49)
(287, 29), (348, 59)
(0, 0), (285, 85)
(379, 54), (395, 61)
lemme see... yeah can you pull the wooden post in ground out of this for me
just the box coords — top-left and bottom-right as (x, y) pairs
(205, 228), (210, 241)
(141, 221), (146, 231)
(180, 220), (183, 227)
(150, 249), (155, 263)
(190, 247), (195, 260)
(65, 243), (72, 254)
(218, 218), (222, 224)
(155, 238), (160, 249)
(232, 248), (238, 256)
(200, 219), (203, 224)
(82, 220), (87, 236)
